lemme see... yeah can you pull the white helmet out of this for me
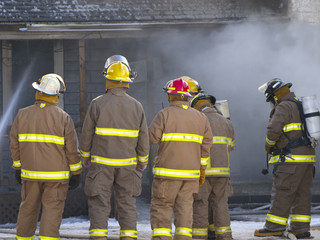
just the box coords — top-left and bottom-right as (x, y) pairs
(32, 73), (66, 95)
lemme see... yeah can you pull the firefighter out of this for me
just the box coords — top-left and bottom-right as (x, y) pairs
(254, 78), (316, 239)
(10, 73), (82, 240)
(80, 55), (149, 240)
(190, 93), (235, 240)
(149, 78), (213, 240)
(163, 76), (202, 97)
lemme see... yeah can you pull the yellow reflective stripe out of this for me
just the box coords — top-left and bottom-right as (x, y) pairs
(212, 136), (230, 144)
(192, 228), (208, 236)
(161, 133), (203, 144)
(91, 155), (137, 166)
(201, 156), (209, 166)
(175, 227), (192, 237)
(266, 137), (276, 146)
(205, 168), (230, 176)
(283, 123), (303, 132)
(21, 169), (69, 180)
(18, 134), (64, 145)
(80, 149), (90, 158)
(230, 139), (235, 147)
(69, 162), (82, 171)
(290, 214), (311, 223)
(138, 155), (149, 163)
(177, 91), (189, 95)
(208, 224), (215, 231)
(152, 228), (172, 237)
(266, 214), (288, 225)
(95, 127), (139, 137)
(89, 229), (108, 237)
(16, 236), (35, 240)
(153, 167), (200, 178)
(13, 160), (21, 168)
(120, 230), (138, 238)
(39, 236), (59, 240)
(216, 226), (232, 234)
(269, 155), (316, 164)
(182, 104), (189, 109)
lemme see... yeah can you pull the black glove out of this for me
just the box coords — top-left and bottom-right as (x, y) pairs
(69, 174), (81, 190)
(15, 170), (22, 185)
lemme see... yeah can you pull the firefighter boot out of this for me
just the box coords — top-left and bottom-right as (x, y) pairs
(254, 228), (284, 237)
(289, 230), (311, 239)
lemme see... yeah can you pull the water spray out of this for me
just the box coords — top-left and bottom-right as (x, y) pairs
(0, 59), (36, 139)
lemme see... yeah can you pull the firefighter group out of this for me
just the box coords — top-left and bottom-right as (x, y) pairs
(9, 55), (317, 240)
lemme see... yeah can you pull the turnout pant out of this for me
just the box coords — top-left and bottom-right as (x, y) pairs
(85, 164), (142, 240)
(16, 181), (69, 240)
(265, 163), (314, 232)
(150, 178), (199, 240)
(192, 177), (233, 240)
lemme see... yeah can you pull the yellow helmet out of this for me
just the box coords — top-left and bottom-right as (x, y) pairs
(180, 76), (202, 95)
(104, 62), (132, 83)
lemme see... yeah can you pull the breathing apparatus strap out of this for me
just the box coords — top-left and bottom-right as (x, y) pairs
(281, 99), (311, 151)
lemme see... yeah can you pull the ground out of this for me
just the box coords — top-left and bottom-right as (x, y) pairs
(1, 198), (320, 239)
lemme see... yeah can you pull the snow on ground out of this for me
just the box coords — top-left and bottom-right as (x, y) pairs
(1, 199), (320, 239)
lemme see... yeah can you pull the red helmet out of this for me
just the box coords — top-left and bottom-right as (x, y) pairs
(166, 78), (192, 97)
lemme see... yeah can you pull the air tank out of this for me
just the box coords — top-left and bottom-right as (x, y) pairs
(215, 100), (230, 119)
(301, 95), (320, 141)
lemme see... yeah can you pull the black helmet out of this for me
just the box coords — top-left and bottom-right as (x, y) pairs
(190, 93), (216, 108)
(259, 78), (292, 103)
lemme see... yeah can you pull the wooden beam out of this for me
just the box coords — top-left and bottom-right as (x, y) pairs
(54, 40), (64, 109)
(1, 40), (13, 185)
(79, 40), (87, 128)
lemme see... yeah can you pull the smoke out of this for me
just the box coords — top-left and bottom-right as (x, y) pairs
(149, 20), (320, 182)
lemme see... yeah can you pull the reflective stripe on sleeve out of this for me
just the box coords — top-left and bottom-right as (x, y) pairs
(266, 214), (288, 226)
(21, 169), (69, 180)
(153, 167), (200, 179)
(290, 214), (311, 223)
(91, 155), (137, 166)
(18, 134), (64, 145)
(69, 162), (82, 172)
(138, 155), (149, 163)
(201, 156), (209, 166)
(152, 228), (172, 237)
(95, 127), (139, 137)
(80, 150), (90, 158)
(89, 229), (108, 237)
(266, 137), (276, 146)
(175, 227), (192, 237)
(13, 160), (21, 168)
(161, 133), (203, 144)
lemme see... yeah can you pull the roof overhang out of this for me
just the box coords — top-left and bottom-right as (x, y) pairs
(0, 17), (290, 40)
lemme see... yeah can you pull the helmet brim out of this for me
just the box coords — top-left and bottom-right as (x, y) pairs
(32, 82), (59, 96)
